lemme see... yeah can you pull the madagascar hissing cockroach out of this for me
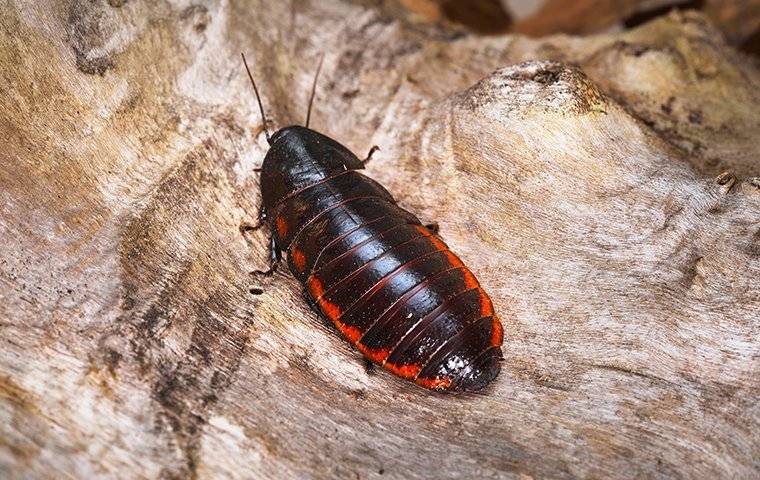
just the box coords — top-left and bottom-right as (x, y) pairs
(240, 53), (503, 392)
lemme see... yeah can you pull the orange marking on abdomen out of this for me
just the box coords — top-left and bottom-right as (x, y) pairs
(415, 225), (431, 237)
(445, 251), (464, 268)
(415, 225), (457, 264)
(490, 316), (504, 347)
(319, 297), (342, 323)
(479, 289), (494, 317)
(430, 235), (447, 251)
(291, 246), (306, 273)
(308, 276), (343, 323)
(462, 268), (479, 289)
(308, 276), (355, 339)
(357, 343), (389, 364)
(385, 362), (421, 379)
(276, 215), (288, 238)
(416, 376), (452, 390)
(307, 276), (325, 299)
(334, 317), (360, 343)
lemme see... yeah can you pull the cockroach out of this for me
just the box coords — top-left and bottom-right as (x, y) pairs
(241, 53), (503, 391)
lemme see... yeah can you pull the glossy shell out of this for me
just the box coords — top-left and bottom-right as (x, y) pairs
(260, 126), (503, 391)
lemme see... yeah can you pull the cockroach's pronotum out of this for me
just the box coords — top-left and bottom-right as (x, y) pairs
(240, 53), (503, 391)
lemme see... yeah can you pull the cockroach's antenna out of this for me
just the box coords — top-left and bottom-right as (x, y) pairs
(305, 53), (325, 128)
(241, 52), (271, 144)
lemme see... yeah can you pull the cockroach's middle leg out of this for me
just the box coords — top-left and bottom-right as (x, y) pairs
(251, 235), (281, 276)
(240, 207), (268, 236)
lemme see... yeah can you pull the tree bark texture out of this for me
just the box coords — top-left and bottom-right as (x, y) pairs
(1, 1), (759, 479)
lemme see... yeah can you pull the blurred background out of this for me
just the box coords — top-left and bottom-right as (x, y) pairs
(398, 0), (759, 55)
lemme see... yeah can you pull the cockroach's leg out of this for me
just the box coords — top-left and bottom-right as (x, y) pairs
(361, 145), (380, 165)
(301, 289), (319, 312)
(251, 235), (281, 276)
(240, 207), (267, 235)
(364, 359), (376, 375)
(239, 220), (263, 234)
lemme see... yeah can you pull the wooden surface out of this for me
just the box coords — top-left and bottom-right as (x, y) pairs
(1, 1), (759, 479)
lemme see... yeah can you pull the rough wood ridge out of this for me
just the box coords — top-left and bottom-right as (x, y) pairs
(0, 1), (758, 479)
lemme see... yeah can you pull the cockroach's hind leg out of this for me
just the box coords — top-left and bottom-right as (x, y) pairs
(301, 289), (319, 312)
(361, 145), (380, 166)
(250, 235), (281, 277)
(425, 222), (440, 234)
(364, 359), (376, 375)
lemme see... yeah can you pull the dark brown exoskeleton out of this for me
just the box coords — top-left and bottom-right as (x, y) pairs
(241, 53), (503, 391)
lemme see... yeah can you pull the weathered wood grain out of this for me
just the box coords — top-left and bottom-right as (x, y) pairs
(1, 1), (758, 479)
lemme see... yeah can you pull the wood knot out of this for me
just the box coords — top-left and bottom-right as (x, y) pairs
(180, 5), (210, 33)
(459, 61), (608, 118)
(66, 0), (117, 75)
(714, 171), (736, 194)
(688, 257), (706, 291)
